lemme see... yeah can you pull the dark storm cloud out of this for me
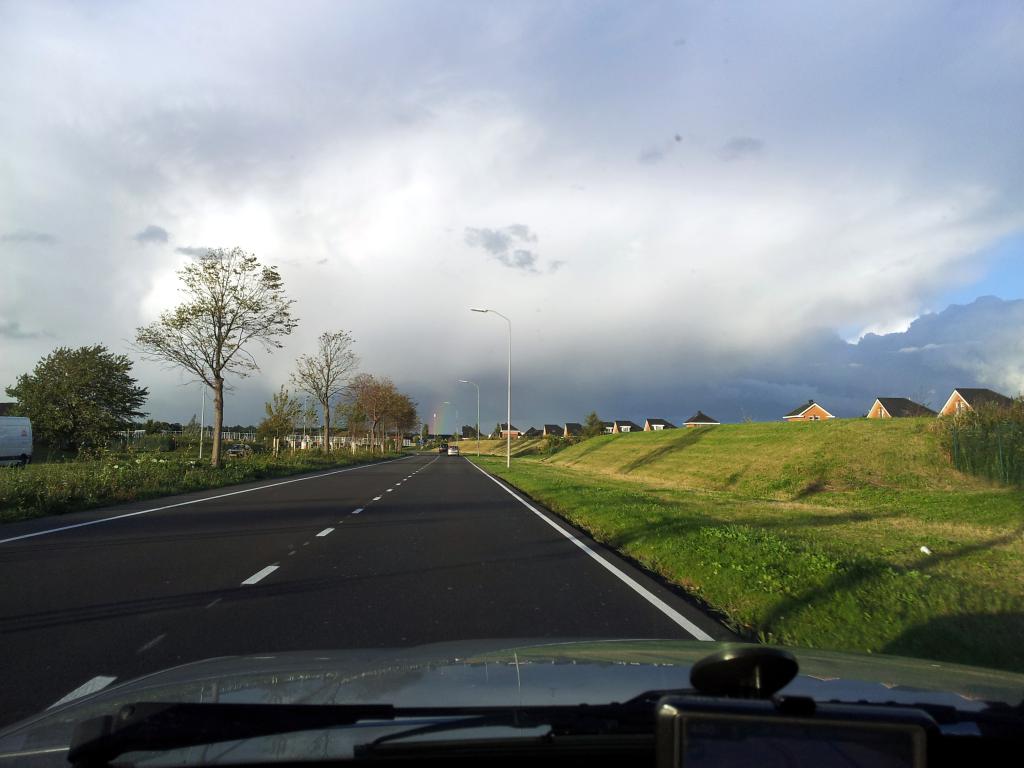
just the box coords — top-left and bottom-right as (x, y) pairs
(0, 319), (46, 340)
(133, 224), (169, 244)
(175, 245), (211, 257)
(464, 225), (544, 273)
(718, 136), (764, 161)
(1, 229), (56, 244)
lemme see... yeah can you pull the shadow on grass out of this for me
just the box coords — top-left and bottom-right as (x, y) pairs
(619, 427), (717, 475)
(882, 613), (1024, 672)
(755, 523), (1024, 668)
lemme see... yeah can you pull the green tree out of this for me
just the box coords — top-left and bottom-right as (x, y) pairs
(5, 345), (148, 453)
(582, 411), (605, 439)
(291, 330), (358, 453)
(257, 386), (302, 442)
(135, 247), (297, 467)
(420, 422), (429, 442)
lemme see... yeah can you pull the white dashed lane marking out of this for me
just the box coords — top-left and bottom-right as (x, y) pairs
(372, 496), (382, 501)
(316, 527), (334, 537)
(241, 565), (279, 585)
(50, 676), (117, 708)
(352, 508), (363, 515)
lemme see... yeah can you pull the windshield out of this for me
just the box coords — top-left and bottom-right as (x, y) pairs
(1, 0), (1022, 750)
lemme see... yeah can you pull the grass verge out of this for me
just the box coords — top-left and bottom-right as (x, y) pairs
(471, 422), (1024, 672)
(0, 451), (403, 523)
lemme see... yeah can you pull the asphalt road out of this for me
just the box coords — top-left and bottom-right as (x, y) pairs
(0, 453), (730, 726)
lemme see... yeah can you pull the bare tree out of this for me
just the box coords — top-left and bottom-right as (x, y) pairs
(135, 247), (297, 466)
(291, 330), (358, 453)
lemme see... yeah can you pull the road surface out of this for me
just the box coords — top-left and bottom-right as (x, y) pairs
(0, 453), (730, 726)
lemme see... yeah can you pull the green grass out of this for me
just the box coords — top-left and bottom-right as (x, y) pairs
(0, 450), (402, 523)
(472, 418), (1024, 672)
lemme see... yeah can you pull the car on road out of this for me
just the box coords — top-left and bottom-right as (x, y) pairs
(0, 416), (32, 467)
(447, 445), (460, 456)
(438, 443), (448, 454)
(225, 443), (253, 458)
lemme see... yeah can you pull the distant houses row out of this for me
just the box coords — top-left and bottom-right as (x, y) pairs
(489, 388), (1015, 438)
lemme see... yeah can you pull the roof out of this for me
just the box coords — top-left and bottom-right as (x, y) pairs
(953, 388), (1015, 410)
(499, 423), (520, 431)
(645, 418), (675, 427)
(601, 421), (614, 428)
(783, 400), (834, 418)
(874, 397), (937, 418)
(684, 410), (720, 425)
(524, 426), (541, 436)
(614, 420), (642, 429)
(543, 424), (561, 432)
(564, 422), (583, 434)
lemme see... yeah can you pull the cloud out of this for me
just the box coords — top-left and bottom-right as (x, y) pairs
(638, 147), (665, 164)
(175, 246), (211, 257)
(133, 224), (169, 244)
(718, 136), (764, 161)
(0, 2), (1022, 426)
(0, 319), (46, 340)
(465, 225), (546, 273)
(1, 229), (56, 244)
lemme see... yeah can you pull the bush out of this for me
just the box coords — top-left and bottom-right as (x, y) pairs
(936, 399), (1024, 485)
(0, 450), (397, 522)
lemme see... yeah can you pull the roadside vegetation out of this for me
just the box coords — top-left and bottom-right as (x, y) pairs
(938, 402), (1024, 486)
(0, 449), (401, 523)
(473, 417), (1024, 672)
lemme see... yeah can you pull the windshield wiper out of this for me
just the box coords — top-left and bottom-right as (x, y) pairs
(68, 695), (662, 766)
(68, 702), (396, 766)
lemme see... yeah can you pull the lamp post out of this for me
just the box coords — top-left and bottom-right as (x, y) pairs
(470, 308), (511, 468)
(458, 379), (480, 456)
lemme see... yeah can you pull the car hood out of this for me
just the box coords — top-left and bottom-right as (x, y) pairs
(3, 638), (1023, 764)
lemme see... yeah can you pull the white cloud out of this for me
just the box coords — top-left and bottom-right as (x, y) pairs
(1, 1), (1023, 425)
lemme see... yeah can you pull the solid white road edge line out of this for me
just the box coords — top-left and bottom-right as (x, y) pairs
(0, 455), (414, 545)
(316, 527), (334, 537)
(49, 676), (117, 709)
(241, 565), (279, 585)
(467, 460), (714, 642)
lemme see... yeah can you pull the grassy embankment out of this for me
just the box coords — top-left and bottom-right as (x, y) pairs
(0, 450), (402, 523)
(473, 418), (1024, 672)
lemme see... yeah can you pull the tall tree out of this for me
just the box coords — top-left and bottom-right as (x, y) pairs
(135, 247), (297, 466)
(291, 330), (358, 453)
(5, 345), (148, 453)
(582, 411), (605, 438)
(258, 385), (302, 442)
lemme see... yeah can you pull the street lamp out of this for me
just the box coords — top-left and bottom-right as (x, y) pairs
(458, 379), (480, 456)
(470, 307), (511, 468)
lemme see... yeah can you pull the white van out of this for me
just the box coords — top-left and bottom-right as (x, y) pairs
(0, 417), (33, 466)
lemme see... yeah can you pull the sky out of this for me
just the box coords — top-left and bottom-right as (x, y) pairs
(2, 0), (1023, 432)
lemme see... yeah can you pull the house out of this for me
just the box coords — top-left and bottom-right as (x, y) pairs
(542, 424), (562, 437)
(783, 400), (834, 422)
(563, 422), (583, 437)
(938, 388), (1014, 417)
(602, 421), (615, 434)
(683, 411), (720, 427)
(612, 420), (642, 433)
(644, 418), (676, 431)
(524, 426), (542, 437)
(461, 425), (478, 438)
(867, 397), (936, 419)
(498, 423), (522, 438)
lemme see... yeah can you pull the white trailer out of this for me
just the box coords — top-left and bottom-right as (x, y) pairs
(0, 417), (32, 466)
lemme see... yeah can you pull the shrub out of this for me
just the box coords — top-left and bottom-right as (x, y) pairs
(936, 399), (1024, 485)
